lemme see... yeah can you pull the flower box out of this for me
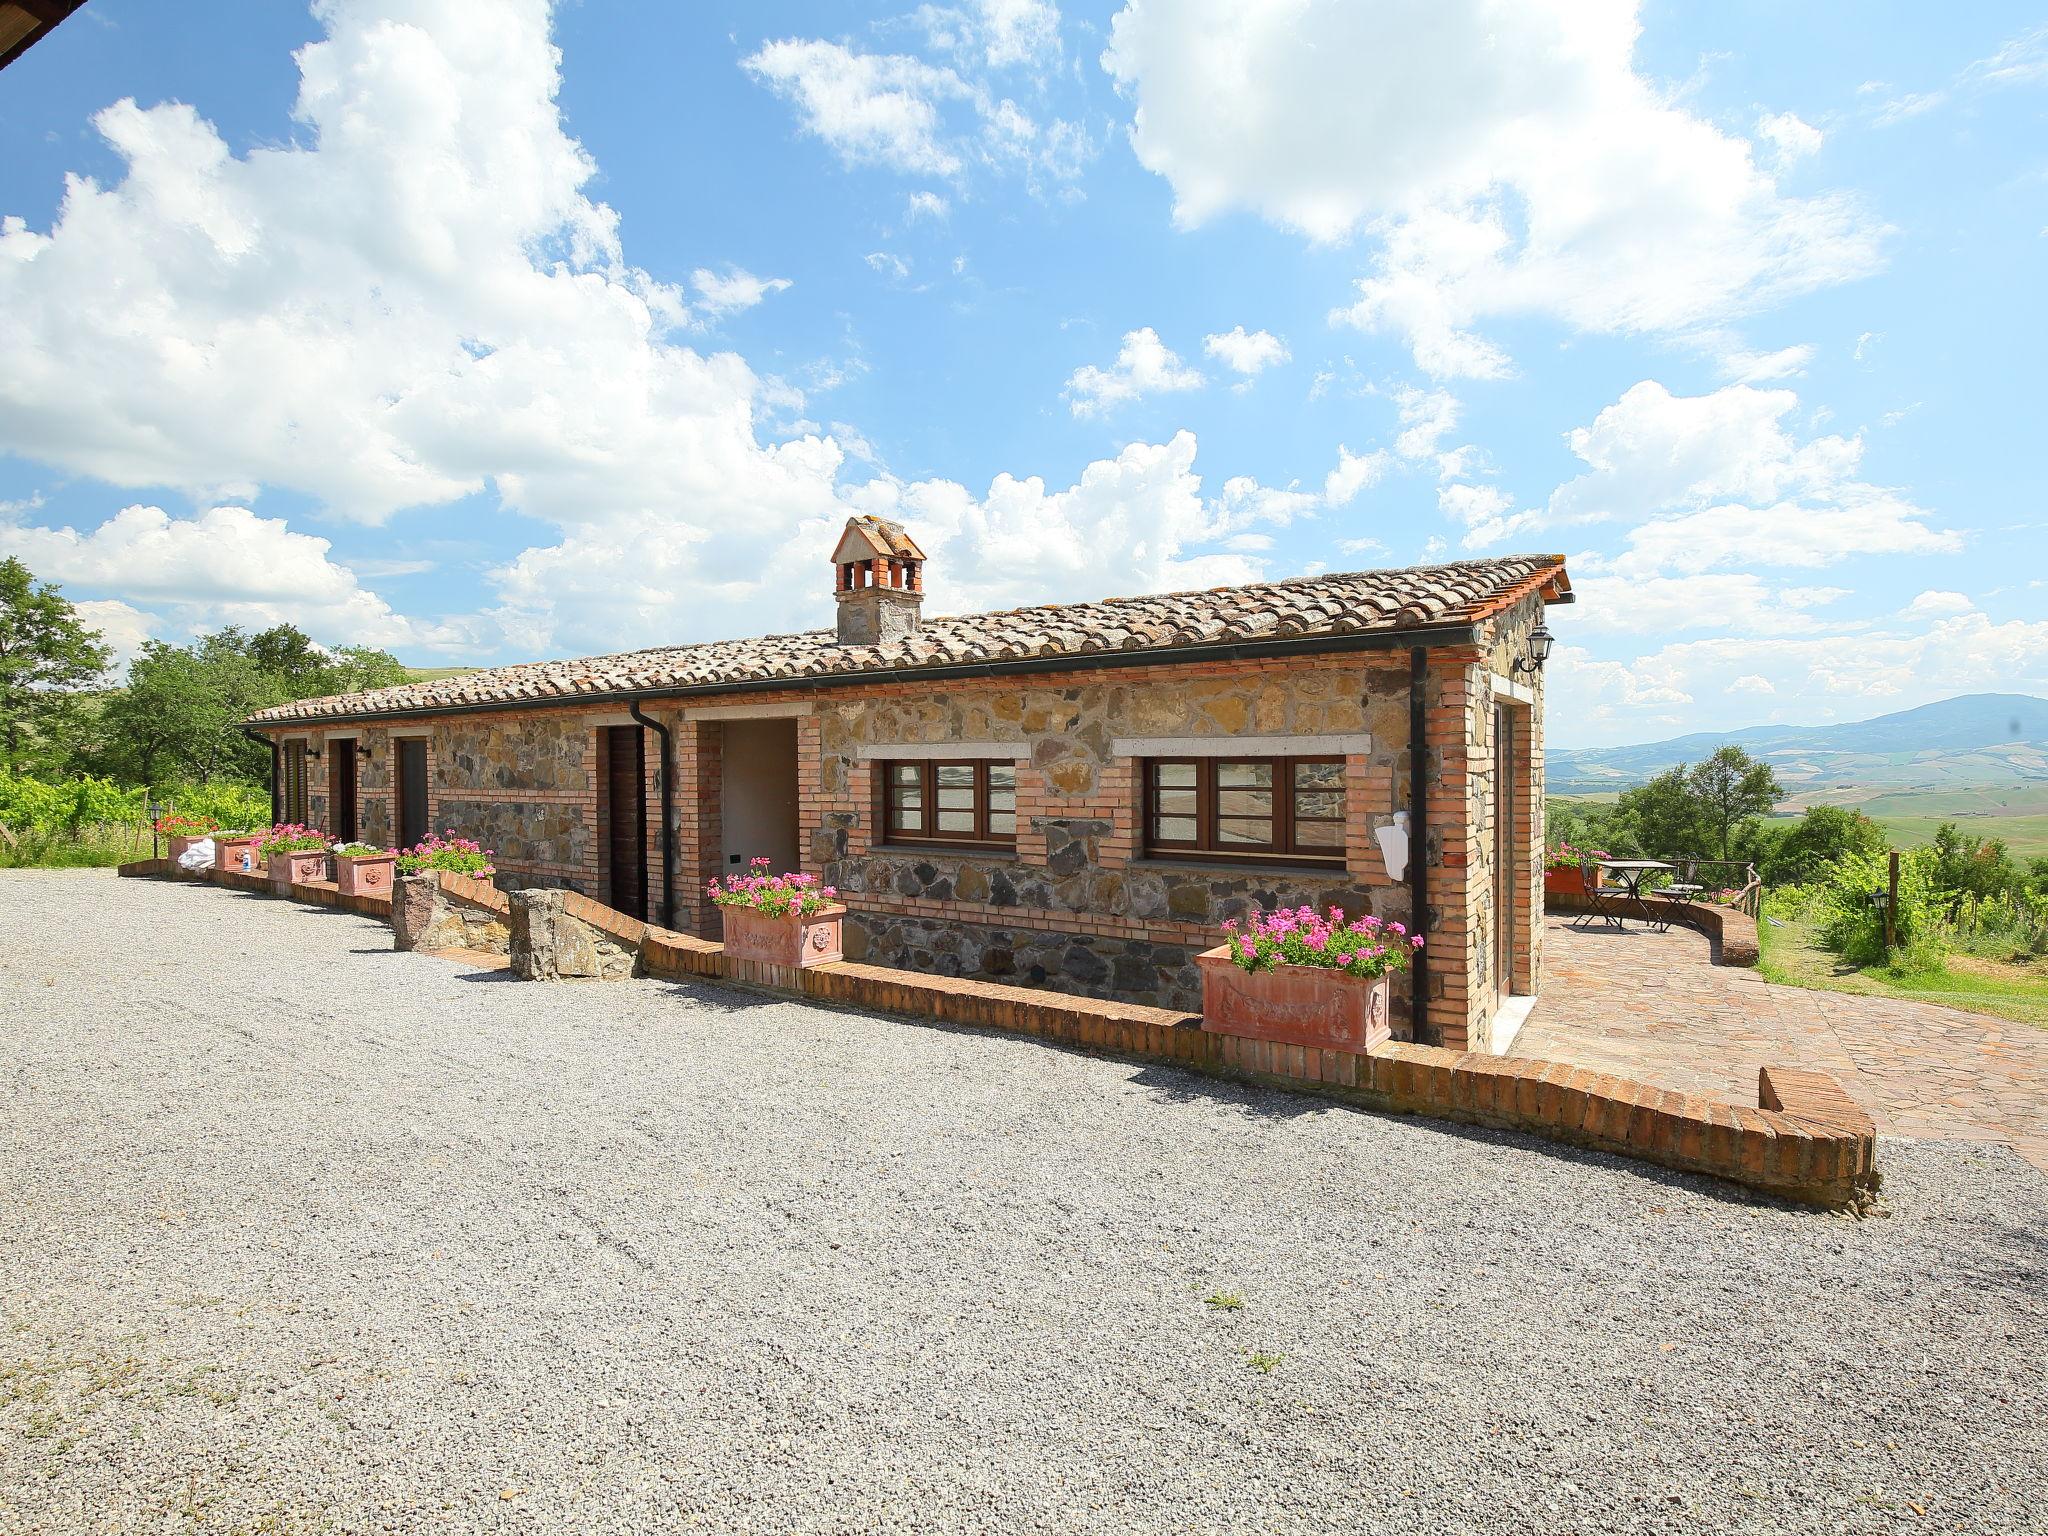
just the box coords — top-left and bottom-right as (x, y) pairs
(270, 847), (333, 892)
(334, 851), (397, 898)
(214, 834), (261, 874)
(166, 834), (207, 866)
(1196, 945), (1393, 1053)
(720, 902), (845, 969)
(1544, 865), (1604, 899)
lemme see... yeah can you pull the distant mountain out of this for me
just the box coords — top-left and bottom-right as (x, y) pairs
(1550, 694), (2048, 801)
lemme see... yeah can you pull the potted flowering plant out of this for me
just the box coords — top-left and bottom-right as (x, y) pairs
(153, 811), (218, 864)
(258, 824), (334, 891)
(395, 831), (495, 880)
(1544, 841), (1607, 898)
(1196, 905), (1424, 1053)
(213, 829), (262, 874)
(708, 858), (844, 968)
(332, 841), (399, 897)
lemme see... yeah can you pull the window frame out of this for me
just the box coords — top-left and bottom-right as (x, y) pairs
(878, 758), (1019, 852)
(1141, 755), (1346, 868)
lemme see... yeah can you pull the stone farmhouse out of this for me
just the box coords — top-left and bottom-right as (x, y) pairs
(247, 520), (1572, 1052)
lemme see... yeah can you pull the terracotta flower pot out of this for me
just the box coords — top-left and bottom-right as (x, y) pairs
(1195, 945), (1393, 1053)
(165, 833), (209, 865)
(334, 852), (397, 898)
(214, 835), (261, 874)
(270, 848), (333, 892)
(720, 903), (845, 968)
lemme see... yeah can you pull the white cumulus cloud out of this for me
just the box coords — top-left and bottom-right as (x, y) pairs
(1202, 326), (1289, 378)
(1064, 327), (1205, 416)
(1103, 0), (1886, 377)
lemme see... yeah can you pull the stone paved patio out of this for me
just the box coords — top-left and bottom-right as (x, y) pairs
(1516, 916), (2048, 1175)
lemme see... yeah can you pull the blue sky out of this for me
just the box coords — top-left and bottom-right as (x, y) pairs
(0, 0), (2042, 746)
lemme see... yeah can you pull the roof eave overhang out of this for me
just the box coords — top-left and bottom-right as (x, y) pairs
(247, 619), (1487, 731)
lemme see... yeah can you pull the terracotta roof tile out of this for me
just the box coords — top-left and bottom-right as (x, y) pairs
(249, 555), (1569, 724)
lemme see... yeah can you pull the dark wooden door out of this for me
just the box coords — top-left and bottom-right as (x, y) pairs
(332, 741), (358, 842)
(1494, 703), (1514, 1006)
(397, 738), (429, 851)
(282, 741), (308, 825)
(605, 726), (647, 919)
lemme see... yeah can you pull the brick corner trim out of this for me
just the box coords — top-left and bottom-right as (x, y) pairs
(124, 863), (1875, 1209)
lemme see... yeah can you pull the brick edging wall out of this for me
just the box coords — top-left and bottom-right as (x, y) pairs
(117, 861), (1869, 1209)
(1545, 890), (1760, 967)
(641, 929), (1872, 1209)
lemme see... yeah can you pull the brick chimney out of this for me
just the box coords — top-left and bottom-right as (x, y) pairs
(831, 515), (926, 644)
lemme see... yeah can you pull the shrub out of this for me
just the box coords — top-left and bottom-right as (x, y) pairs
(1220, 905), (1423, 979)
(395, 831), (494, 878)
(156, 782), (271, 831)
(707, 858), (837, 916)
(1813, 846), (1942, 965)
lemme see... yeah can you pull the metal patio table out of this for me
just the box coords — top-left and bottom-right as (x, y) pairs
(1593, 859), (1675, 929)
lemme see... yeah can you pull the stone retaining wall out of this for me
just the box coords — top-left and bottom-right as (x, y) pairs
(392, 871), (512, 955)
(117, 859), (1871, 1208)
(1545, 890), (1760, 967)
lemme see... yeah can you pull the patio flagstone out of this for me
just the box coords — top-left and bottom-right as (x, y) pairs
(1516, 916), (2048, 1174)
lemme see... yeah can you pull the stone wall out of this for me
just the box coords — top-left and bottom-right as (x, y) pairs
(802, 658), (1416, 1019)
(509, 889), (641, 981)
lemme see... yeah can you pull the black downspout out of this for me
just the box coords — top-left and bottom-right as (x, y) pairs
(628, 701), (675, 930)
(1408, 648), (1430, 1045)
(241, 726), (280, 825)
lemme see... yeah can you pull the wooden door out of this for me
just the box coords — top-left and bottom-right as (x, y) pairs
(282, 741), (308, 825)
(1494, 703), (1515, 1005)
(605, 725), (647, 919)
(397, 738), (429, 851)
(331, 741), (358, 842)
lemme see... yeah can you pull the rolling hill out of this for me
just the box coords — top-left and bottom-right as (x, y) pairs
(1549, 694), (2048, 802)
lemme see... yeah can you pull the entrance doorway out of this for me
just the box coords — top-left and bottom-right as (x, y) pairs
(331, 739), (358, 842)
(396, 738), (428, 851)
(604, 725), (648, 920)
(718, 718), (800, 876)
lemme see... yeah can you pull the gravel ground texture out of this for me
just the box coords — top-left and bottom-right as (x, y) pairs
(2, 869), (2045, 1536)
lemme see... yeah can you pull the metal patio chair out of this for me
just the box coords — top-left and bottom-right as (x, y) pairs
(1572, 853), (1625, 929)
(1648, 856), (1706, 933)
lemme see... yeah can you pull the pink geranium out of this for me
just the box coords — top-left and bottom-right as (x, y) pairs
(1221, 904), (1424, 979)
(707, 857), (840, 917)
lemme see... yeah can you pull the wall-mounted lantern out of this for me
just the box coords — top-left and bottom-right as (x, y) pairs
(1513, 621), (1555, 676)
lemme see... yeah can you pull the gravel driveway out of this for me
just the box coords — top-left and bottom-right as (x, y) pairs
(3, 870), (2044, 1535)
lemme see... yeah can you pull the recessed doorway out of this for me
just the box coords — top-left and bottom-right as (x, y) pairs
(719, 718), (800, 876)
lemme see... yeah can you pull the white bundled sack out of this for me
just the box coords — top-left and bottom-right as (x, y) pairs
(177, 837), (216, 871)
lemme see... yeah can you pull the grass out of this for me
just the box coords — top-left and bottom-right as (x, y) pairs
(1758, 913), (2048, 1029)
(0, 821), (155, 869)
(1866, 812), (2048, 862)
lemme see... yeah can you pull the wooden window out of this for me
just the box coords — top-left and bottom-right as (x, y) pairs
(1142, 757), (1345, 867)
(881, 760), (1017, 849)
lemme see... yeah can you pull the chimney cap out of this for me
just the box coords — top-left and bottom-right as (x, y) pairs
(831, 514), (926, 566)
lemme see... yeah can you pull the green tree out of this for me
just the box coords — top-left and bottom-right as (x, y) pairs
(1928, 821), (2025, 903)
(1686, 746), (1782, 860)
(323, 644), (412, 695)
(87, 623), (410, 787)
(0, 557), (110, 773)
(1761, 804), (1887, 886)
(1613, 768), (1703, 860)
